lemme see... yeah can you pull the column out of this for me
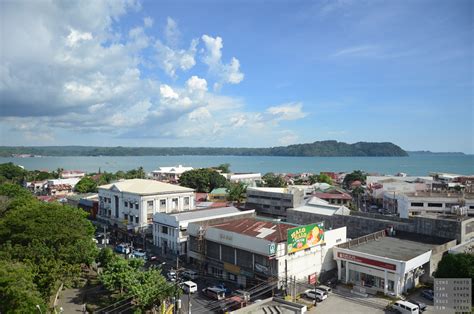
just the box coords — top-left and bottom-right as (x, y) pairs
(384, 270), (388, 295)
(345, 261), (349, 284)
(337, 260), (342, 281)
(394, 274), (400, 296)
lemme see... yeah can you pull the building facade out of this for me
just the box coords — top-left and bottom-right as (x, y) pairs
(245, 187), (305, 219)
(98, 179), (195, 231)
(151, 165), (193, 183)
(153, 207), (255, 256)
(397, 192), (474, 218)
(187, 218), (346, 288)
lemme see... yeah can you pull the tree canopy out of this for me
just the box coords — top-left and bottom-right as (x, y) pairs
(75, 176), (98, 193)
(0, 184), (98, 309)
(343, 170), (367, 188)
(179, 168), (227, 193)
(227, 182), (247, 203)
(214, 163), (231, 173)
(309, 173), (333, 185)
(261, 173), (287, 188)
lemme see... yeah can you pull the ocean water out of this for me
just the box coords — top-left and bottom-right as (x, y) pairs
(1, 155), (473, 176)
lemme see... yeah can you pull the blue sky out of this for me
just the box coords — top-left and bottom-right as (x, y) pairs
(1, 0), (473, 153)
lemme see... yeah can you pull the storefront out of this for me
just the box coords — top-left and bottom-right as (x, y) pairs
(333, 230), (435, 296)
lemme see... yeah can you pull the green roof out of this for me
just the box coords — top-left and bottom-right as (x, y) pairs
(210, 188), (229, 194)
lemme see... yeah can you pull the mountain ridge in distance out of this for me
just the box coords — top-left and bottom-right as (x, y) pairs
(0, 140), (408, 157)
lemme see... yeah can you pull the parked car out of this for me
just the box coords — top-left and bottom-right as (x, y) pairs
(202, 287), (226, 300)
(167, 271), (177, 282)
(421, 289), (434, 301)
(408, 299), (426, 312)
(114, 243), (131, 254)
(316, 285), (332, 293)
(303, 289), (327, 302)
(132, 250), (147, 260)
(182, 269), (198, 280)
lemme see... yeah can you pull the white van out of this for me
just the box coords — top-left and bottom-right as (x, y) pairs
(392, 300), (420, 314)
(181, 281), (197, 294)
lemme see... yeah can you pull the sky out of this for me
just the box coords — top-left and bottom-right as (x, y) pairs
(0, 0), (473, 153)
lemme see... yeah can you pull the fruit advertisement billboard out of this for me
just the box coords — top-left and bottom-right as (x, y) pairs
(287, 223), (324, 254)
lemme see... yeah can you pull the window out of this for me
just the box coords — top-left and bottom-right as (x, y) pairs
(162, 226), (168, 234)
(129, 215), (133, 222)
(229, 273), (237, 281)
(160, 199), (166, 209)
(147, 200), (154, 210)
(135, 203), (139, 209)
(135, 216), (139, 224)
(184, 197), (190, 206)
(124, 213), (128, 220)
(172, 198), (178, 209)
(262, 204), (270, 209)
(274, 206), (281, 210)
(411, 202), (424, 207)
(428, 203), (443, 208)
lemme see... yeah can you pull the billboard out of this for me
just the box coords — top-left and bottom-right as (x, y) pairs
(287, 223), (324, 254)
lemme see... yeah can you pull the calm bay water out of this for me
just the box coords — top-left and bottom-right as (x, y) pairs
(1, 155), (473, 176)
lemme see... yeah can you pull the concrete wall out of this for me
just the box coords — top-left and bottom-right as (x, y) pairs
(287, 209), (472, 243)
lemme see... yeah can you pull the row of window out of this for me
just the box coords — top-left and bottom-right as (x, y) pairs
(123, 213), (139, 224)
(247, 194), (292, 202)
(124, 201), (139, 209)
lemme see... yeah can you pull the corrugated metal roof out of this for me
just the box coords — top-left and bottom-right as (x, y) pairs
(210, 218), (296, 243)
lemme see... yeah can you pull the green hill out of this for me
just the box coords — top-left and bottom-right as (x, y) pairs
(0, 141), (408, 157)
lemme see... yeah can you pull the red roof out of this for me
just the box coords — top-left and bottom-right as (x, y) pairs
(313, 192), (352, 200)
(210, 218), (295, 243)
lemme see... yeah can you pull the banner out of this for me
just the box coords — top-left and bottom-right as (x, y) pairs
(287, 223), (324, 254)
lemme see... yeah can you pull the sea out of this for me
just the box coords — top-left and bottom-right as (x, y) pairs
(1, 155), (473, 176)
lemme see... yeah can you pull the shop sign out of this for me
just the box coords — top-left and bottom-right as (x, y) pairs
(269, 242), (277, 255)
(308, 273), (318, 285)
(337, 252), (396, 271)
(219, 233), (233, 241)
(224, 262), (240, 274)
(287, 223), (324, 254)
(255, 263), (270, 275)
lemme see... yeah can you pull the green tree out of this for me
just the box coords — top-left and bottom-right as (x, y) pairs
(0, 188), (98, 299)
(97, 247), (116, 269)
(309, 173), (333, 185)
(75, 176), (98, 193)
(128, 268), (174, 309)
(0, 260), (45, 314)
(227, 182), (247, 204)
(215, 163), (231, 173)
(100, 257), (138, 296)
(179, 169), (227, 192)
(343, 170), (366, 188)
(262, 173), (287, 188)
(0, 163), (27, 184)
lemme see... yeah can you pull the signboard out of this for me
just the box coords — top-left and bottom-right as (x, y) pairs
(269, 242), (276, 255)
(224, 262), (240, 275)
(337, 252), (397, 271)
(287, 223), (324, 254)
(255, 263), (270, 275)
(308, 273), (317, 285)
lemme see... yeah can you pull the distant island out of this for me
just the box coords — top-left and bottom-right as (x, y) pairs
(408, 151), (466, 156)
(0, 141), (408, 157)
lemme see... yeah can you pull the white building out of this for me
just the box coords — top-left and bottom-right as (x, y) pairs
(290, 197), (351, 217)
(45, 178), (81, 189)
(396, 192), (474, 218)
(153, 207), (255, 256)
(187, 218), (347, 288)
(333, 230), (454, 296)
(98, 179), (195, 231)
(61, 170), (86, 179)
(221, 173), (262, 187)
(151, 165), (193, 183)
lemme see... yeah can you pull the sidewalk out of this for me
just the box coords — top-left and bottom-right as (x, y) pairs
(333, 285), (391, 310)
(56, 287), (85, 313)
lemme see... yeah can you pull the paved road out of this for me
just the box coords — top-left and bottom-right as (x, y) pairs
(56, 287), (86, 314)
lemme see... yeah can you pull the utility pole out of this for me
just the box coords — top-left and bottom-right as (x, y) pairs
(285, 260), (288, 296)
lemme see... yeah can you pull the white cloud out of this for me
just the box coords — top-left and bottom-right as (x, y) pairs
(154, 39), (198, 78)
(332, 45), (380, 57)
(278, 131), (299, 145)
(160, 84), (179, 100)
(66, 29), (93, 47)
(201, 34), (244, 88)
(164, 17), (180, 47)
(266, 102), (308, 120)
(186, 76), (208, 93)
(143, 16), (153, 28)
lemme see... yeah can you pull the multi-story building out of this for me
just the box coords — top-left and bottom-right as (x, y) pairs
(245, 186), (305, 219)
(151, 165), (193, 183)
(153, 207), (255, 256)
(98, 179), (195, 231)
(396, 191), (474, 218)
(60, 170), (86, 179)
(221, 172), (262, 187)
(187, 217), (347, 288)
